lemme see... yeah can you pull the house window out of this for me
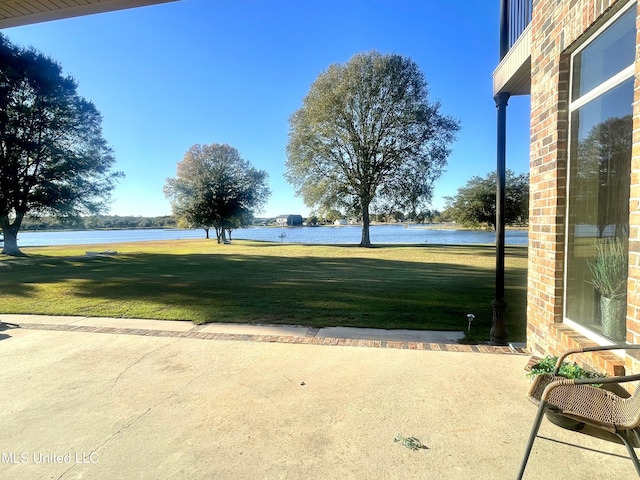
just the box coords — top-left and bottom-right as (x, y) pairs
(565, 5), (635, 341)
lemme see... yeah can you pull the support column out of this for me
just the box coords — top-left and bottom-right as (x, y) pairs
(491, 91), (511, 346)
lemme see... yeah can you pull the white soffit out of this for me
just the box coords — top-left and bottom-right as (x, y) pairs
(0, 0), (178, 29)
(493, 23), (532, 96)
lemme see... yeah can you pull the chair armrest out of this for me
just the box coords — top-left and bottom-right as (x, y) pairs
(553, 344), (640, 374)
(574, 373), (640, 385)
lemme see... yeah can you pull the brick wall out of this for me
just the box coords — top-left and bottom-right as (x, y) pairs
(527, 0), (639, 376)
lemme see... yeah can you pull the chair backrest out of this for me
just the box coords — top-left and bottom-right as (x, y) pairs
(617, 386), (640, 430)
(529, 373), (640, 431)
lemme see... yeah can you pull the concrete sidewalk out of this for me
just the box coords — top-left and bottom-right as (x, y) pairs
(0, 314), (523, 353)
(0, 316), (636, 479)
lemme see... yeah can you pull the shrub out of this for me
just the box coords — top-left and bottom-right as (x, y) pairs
(527, 355), (603, 380)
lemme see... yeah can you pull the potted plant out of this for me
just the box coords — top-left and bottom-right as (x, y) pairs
(588, 237), (628, 341)
(527, 355), (602, 381)
(527, 356), (604, 430)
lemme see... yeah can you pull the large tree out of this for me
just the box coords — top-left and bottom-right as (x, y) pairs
(164, 143), (270, 243)
(286, 51), (460, 247)
(444, 170), (529, 229)
(0, 34), (120, 256)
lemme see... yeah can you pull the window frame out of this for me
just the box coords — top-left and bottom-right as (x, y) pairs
(562, 1), (636, 344)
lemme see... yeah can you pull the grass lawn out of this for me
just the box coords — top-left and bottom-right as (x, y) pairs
(0, 239), (528, 342)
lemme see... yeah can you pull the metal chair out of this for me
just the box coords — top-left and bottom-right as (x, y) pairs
(518, 344), (640, 479)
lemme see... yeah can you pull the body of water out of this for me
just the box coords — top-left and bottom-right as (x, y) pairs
(12, 224), (528, 247)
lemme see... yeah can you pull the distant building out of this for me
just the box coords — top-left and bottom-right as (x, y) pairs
(334, 219), (348, 226)
(276, 214), (303, 227)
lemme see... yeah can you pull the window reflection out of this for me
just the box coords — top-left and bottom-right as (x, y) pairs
(566, 80), (632, 339)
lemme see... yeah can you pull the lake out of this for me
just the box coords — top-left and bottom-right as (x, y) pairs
(13, 224), (528, 247)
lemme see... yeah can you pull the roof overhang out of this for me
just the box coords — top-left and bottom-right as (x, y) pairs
(0, 0), (179, 29)
(492, 23), (531, 96)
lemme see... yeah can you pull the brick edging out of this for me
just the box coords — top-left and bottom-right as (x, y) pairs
(14, 322), (528, 355)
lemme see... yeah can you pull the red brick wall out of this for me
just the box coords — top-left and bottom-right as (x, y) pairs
(527, 0), (638, 375)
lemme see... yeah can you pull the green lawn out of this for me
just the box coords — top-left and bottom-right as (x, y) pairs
(0, 239), (528, 342)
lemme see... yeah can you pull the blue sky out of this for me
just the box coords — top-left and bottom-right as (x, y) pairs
(4, 0), (530, 218)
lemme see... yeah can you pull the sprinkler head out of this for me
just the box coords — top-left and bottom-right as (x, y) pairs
(466, 314), (475, 332)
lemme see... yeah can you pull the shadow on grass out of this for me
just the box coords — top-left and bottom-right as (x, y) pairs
(226, 240), (528, 256)
(0, 248), (528, 341)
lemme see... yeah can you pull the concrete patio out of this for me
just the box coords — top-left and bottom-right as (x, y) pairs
(0, 315), (636, 479)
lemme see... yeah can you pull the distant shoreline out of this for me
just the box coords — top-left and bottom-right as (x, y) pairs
(13, 225), (528, 248)
(19, 222), (529, 233)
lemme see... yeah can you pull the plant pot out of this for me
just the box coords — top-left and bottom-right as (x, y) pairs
(545, 410), (585, 431)
(600, 296), (626, 341)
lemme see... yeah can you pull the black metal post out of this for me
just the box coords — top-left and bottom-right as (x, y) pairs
(492, 91), (510, 346)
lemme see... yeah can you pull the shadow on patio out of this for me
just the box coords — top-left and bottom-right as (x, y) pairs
(0, 318), (635, 479)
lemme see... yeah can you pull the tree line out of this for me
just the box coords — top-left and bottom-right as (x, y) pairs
(443, 170), (529, 229)
(20, 215), (177, 231)
(0, 35), (526, 255)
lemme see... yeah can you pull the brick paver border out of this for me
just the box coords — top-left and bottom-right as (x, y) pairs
(12, 322), (528, 355)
